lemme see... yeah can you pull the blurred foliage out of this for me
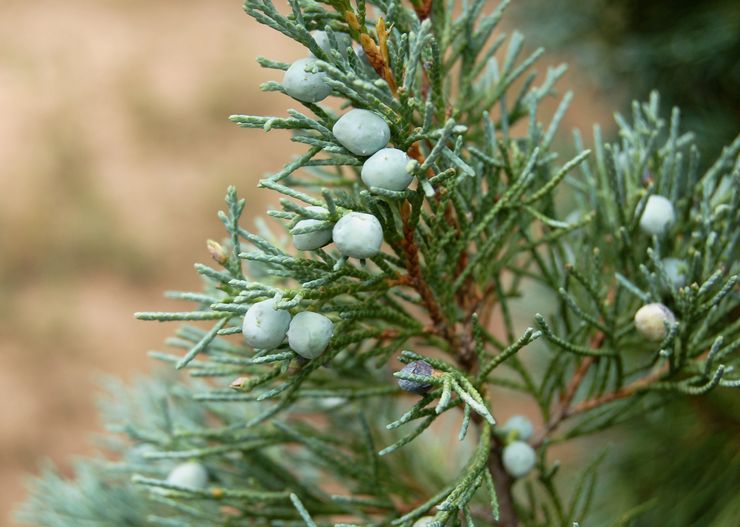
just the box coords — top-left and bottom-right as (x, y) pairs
(611, 393), (740, 526)
(0, 2), (278, 518)
(513, 0), (740, 163)
(514, 2), (740, 525)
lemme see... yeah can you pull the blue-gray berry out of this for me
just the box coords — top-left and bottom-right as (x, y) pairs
(332, 109), (390, 156)
(502, 415), (533, 441)
(242, 299), (291, 350)
(361, 148), (414, 191)
(662, 257), (688, 288)
(293, 206), (333, 251)
(502, 441), (536, 478)
(639, 195), (674, 236)
(311, 31), (352, 59)
(355, 44), (375, 73)
(166, 461), (209, 489)
(287, 311), (334, 359)
(332, 212), (383, 259)
(283, 57), (331, 103)
(397, 360), (434, 394)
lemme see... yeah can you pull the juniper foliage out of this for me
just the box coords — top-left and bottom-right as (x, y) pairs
(18, 1), (739, 526)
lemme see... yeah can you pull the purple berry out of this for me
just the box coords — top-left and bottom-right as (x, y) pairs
(397, 360), (434, 393)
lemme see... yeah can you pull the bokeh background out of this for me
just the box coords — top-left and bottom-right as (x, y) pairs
(1, 1), (737, 525)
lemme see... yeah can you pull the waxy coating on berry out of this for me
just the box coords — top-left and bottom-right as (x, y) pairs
(662, 257), (688, 288)
(293, 206), (333, 251)
(354, 45), (377, 74)
(361, 148), (414, 191)
(311, 31), (352, 59)
(332, 109), (390, 156)
(502, 415), (534, 441)
(412, 517), (437, 527)
(332, 212), (384, 259)
(502, 441), (536, 478)
(166, 461), (209, 489)
(287, 311), (334, 359)
(639, 195), (675, 236)
(283, 58), (331, 103)
(397, 360), (435, 394)
(634, 302), (676, 342)
(242, 299), (291, 350)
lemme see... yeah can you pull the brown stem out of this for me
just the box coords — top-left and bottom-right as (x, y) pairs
(488, 436), (519, 527)
(569, 365), (667, 415)
(400, 221), (517, 523)
(534, 355), (673, 447)
(533, 333), (602, 447)
(400, 206), (458, 349)
(456, 320), (517, 526)
(390, 4), (516, 517)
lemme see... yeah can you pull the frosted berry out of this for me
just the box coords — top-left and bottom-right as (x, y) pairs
(312, 31), (352, 59)
(639, 195), (675, 236)
(354, 45), (379, 77)
(634, 302), (676, 342)
(361, 148), (414, 191)
(397, 360), (434, 394)
(662, 257), (688, 288)
(293, 206), (333, 251)
(287, 311), (334, 359)
(502, 415), (533, 441)
(332, 109), (390, 156)
(332, 212), (383, 259)
(502, 441), (536, 478)
(413, 517), (437, 527)
(354, 45), (373, 68)
(166, 461), (208, 489)
(283, 58), (331, 103)
(242, 299), (291, 350)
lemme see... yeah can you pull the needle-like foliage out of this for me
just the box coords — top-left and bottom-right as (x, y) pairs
(18, 1), (739, 526)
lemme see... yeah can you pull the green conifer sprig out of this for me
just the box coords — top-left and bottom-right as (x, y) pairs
(18, 1), (739, 526)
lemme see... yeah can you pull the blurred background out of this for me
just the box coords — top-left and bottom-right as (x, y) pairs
(0, 0), (737, 525)
(0, 0), (306, 520)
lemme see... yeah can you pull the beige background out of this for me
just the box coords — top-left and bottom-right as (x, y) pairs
(0, 1), (612, 524)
